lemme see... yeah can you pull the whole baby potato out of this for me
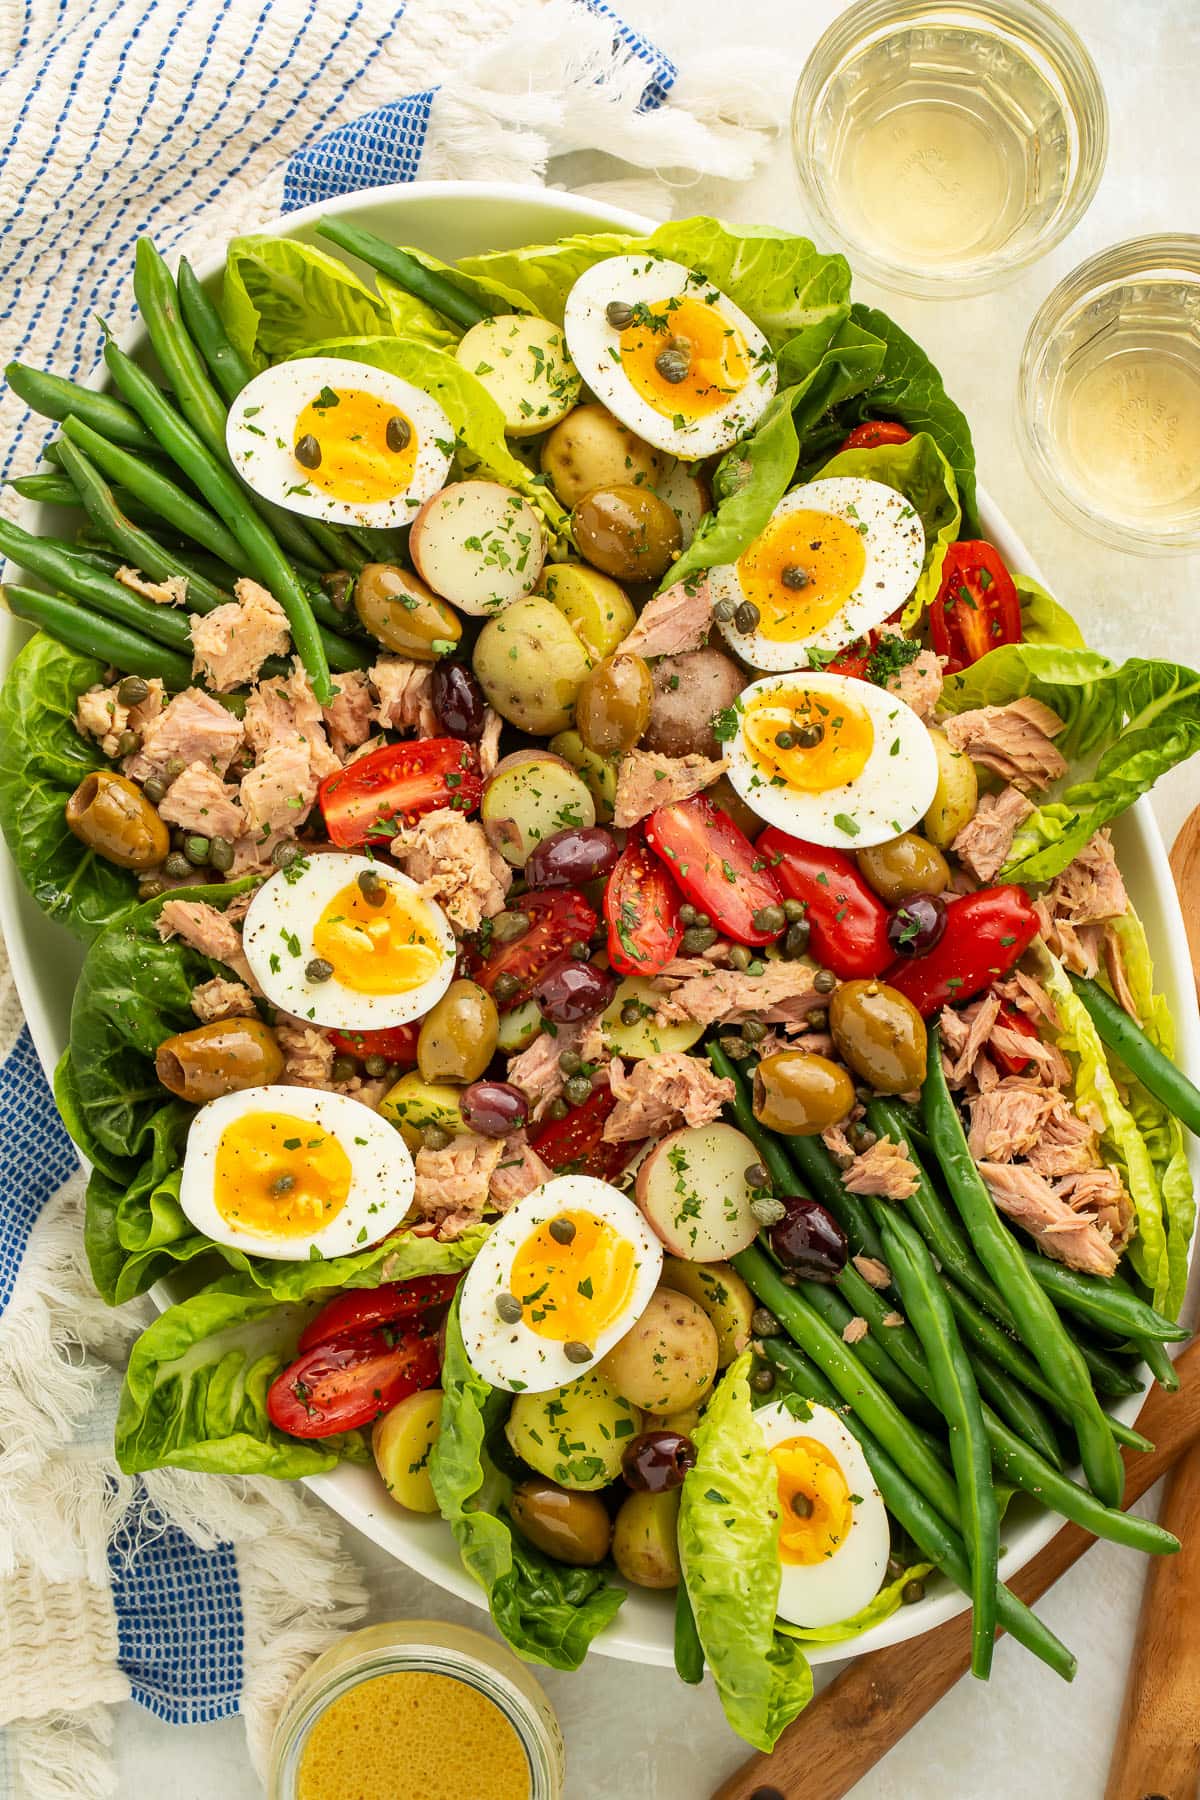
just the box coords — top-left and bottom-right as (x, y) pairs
(505, 1372), (640, 1490)
(611, 1488), (682, 1589)
(541, 402), (664, 508)
(599, 1288), (718, 1416)
(473, 593), (593, 735)
(657, 1259), (755, 1369)
(642, 649), (745, 758)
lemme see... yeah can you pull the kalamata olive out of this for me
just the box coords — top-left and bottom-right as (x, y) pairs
(353, 562), (462, 661)
(856, 833), (950, 904)
(65, 770), (169, 871)
(525, 825), (619, 889)
(621, 1429), (698, 1493)
(460, 1080), (528, 1136)
(574, 651), (653, 758)
(887, 892), (948, 958)
(534, 954), (616, 1024)
(418, 979), (498, 1084)
(155, 1019), (284, 1104)
(829, 979), (929, 1094)
(431, 660), (488, 741)
(510, 1479), (612, 1567)
(571, 484), (682, 583)
(753, 1050), (855, 1136)
(769, 1198), (848, 1281)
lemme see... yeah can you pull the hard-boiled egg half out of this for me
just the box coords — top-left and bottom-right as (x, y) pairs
(755, 1399), (889, 1629)
(725, 671), (939, 848)
(459, 1174), (663, 1392)
(712, 478), (925, 671)
(242, 851), (456, 1030)
(563, 255), (777, 459)
(226, 354), (454, 529)
(179, 1084), (415, 1262)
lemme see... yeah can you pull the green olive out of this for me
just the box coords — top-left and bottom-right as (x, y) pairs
(65, 769), (169, 871)
(856, 833), (950, 905)
(753, 1050), (855, 1136)
(571, 484), (682, 583)
(155, 1018), (284, 1103)
(353, 562), (462, 661)
(575, 651), (653, 758)
(417, 978), (499, 1084)
(611, 1488), (682, 1589)
(829, 979), (929, 1094)
(510, 1478), (613, 1567)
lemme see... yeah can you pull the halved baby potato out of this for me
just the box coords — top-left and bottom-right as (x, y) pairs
(658, 1258), (755, 1368)
(548, 729), (618, 823)
(455, 315), (581, 438)
(481, 750), (596, 868)
(373, 1388), (443, 1512)
(409, 479), (546, 615)
(538, 561), (636, 661)
(593, 975), (703, 1061)
(496, 997), (542, 1055)
(379, 1070), (467, 1151)
(636, 1122), (761, 1261)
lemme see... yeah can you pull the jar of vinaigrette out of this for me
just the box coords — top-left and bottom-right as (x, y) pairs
(268, 1621), (566, 1800)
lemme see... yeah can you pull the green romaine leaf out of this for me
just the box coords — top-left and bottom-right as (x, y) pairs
(0, 633), (139, 940)
(678, 1352), (813, 1752)
(430, 1302), (625, 1669)
(814, 430), (961, 626)
(777, 1562), (935, 1645)
(221, 235), (389, 368)
(1016, 575), (1086, 649)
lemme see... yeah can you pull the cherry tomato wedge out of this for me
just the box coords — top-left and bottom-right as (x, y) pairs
(757, 827), (892, 979)
(604, 838), (684, 977)
(884, 885), (1039, 1017)
(267, 1324), (440, 1438)
(474, 888), (597, 1009)
(837, 419), (914, 454)
(327, 1023), (420, 1064)
(529, 1084), (629, 1182)
(297, 1275), (463, 1353)
(319, 738), (482, 848)
(643, 794), (785, 946)
(929, 541), (1022, 675)
(990, 1000), (1040, 1077)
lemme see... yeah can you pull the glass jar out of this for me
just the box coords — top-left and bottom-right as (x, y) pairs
(268, 1620), (566, 1800)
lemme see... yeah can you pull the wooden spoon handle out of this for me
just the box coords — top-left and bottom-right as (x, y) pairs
(712, 1340), (1200, 1800)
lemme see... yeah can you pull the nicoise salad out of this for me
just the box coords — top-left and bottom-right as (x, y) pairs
(3, 215), (1199, 1750)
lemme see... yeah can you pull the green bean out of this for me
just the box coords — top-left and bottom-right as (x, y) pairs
(315, 217), (493, 331)
(0, 516), (192, 654)
(759, 1336), (1077, 1682)
(790, 1276), (937, 1422)
(1022, 1254), (1188, 1343)
(6, 360), (158, 451)
(1136, 1334), (1180, 1394)
(62, 415), (245, 567)
(55, 436), (232, 612)
(37, 537), (122, 574)
(777, 1129), (889, 1264)
(1070, 974), (1200, 1137)
(1075, 1338), (1144, 1398)
(2, 585), (192, 688)
(880, 1215), (998, 1676)
(984, 1409), (1178, 1556)
(923, 1029), (1125, 1510)
(7, 472), (81, 506)
(103, 336), (336, 698)
(673, 1577), (704, 1685)
(969, 1349), (1067, 1472)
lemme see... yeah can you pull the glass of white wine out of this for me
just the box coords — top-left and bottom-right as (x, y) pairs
(792, 0), (1108, 297)
(1018, 236), (1200, 553)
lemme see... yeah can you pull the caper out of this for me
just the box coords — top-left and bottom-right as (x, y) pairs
(719, 1033), (750, 1060)
(750, 1195), (787, 1227)
(711, 597), (737, 623)
(733, 600), (760, 633)
(783, 897), (805, 923)
(496, 1292), (524, 1324)
(742, 1019), (767, 1044)
(677, 902), (697, 926)
(117, 674), (150, 707)
(564, 1340), (594, 1365)
(357, 868), (386, 906)
(422, 1122), (451, 1149)
(813, 967), (837, 995)
(569, 940), (590, 961)
(306, 957), (334, 983)
(323, 569), (353, 612)
(492, 971), (522, 1004)
(271, 1172), (296, 1196)
(620, 1000), (642, 1026)
(164, 756), (186, 784)
(654, 346), (690, 384)
(680, 924), (717, 954)
(365, 1053), (391, 1078)
(848, 1120), (877, 1152)
(184, 834), (210, 866)
(902, 1579), (926, 1605)
(272, 839), (301, 869)
(790, 1492), (814, 1519)
(694, 913), (710, 928)
(331, 1055), (357, 1083)
(164, 852), (191, 879)
(209, 835), (234, 872)
(564, 1073), (593, 1107)
(795, 721), (825, 749)
(780, 565), (810, 591)
(728, 944), (751, 971)
(386, 414), (412, 453)
(605, 300), (635, 329)
(142, 776), (166, 805)
(784, 919), (811, 959)
(116, 729), (141, 756)
(491, 910), (531, 944)
(751, 1307), (780, 1338)
(138, 875), (167, 900)
(549, 1217), (577, 1246)
(294, 433), (322, 469)
(743, 1161), (770, 1189)
(752, 903), (786, 935)
(750, 1366), (776, 1394)
(774, 730), (795, 750)
(545, 1097), (569, 1121)
(747, 959), (765, 976)
(558, 1049), (583, 1076)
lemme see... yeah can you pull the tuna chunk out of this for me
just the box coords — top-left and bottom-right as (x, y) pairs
(1045, 830), (1128, 926)
(1055, 1167), (1134, 1251)
(602, 1053), (734, 1143)
(1103, 927), (1139, 1021)
(190, 579), (291, 692)
(653, 960), (824, 1031)
(952, 786), (1033, 884)
(978, 1161), (1120, 1277)
(853, 1255), (893, 1291)
(244, 659), (339, 780)
(479, 707), (504, 779)
(75, 678), (166, 759)
(621, 576), (712, 659)
(156, 898), (254, 985)
(967, 1081), (1056, 1161)
(489, 1132), (554, 1211)
(841, 1137), (918, 1200)
(158, 761), (245, 841)
(413, 1133), (504, 1239)
(507, 1024), (589, 1121)
(322, 669), (375, 762)
(613, 749), (726, 830)
(371, 656), (438, 736)
(1024, 1100), (1101, 1177)
(944, 697), (1068, 793)
(190, 977), (259, 1023)
(940, 992), (1003, 1086)
(276, 1015), (335, 1087)
(116, 565), (188, 607)
(238, 739), (319, 842)
(842, 1317), (869, 1345)
(886, 649), (945, 722)
(995, 968), (1061, 1031)
(125, 687), (244, 783)
(392, 808), (511, 933)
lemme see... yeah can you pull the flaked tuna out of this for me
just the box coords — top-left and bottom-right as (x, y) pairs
(613, 749), (726, 830)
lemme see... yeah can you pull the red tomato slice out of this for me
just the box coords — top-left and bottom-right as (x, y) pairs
(643, 794), (784, 946)
(603, 838), (684, 977)
(758, 827), (892, 979)
(327, 1023), (420, 1063)
(837, 420), (914, 454)
(297, 1275), (463, 1353)
(319, 738), (482, 848)
(990, 1000), (1040, 1077)
(929, 541), (1022, 675)
(473, 888), (597, 1009)
(529, 1084), (629, 1182)
(267, 1325), (440, 1438)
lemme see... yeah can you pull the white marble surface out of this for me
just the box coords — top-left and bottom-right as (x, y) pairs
(115, 1), (1200, 1794)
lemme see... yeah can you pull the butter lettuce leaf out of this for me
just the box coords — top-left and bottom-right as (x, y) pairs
(678, 1352), (813, 1752)
(222, 236), (391, 368)
(814, 430), (961, 626)
(1016, 575), (1087, 649)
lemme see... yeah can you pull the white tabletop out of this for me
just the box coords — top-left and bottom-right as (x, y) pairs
(116, 1), (1200, 1793)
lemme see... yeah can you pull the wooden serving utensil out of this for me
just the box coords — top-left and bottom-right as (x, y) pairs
(712, 1339), (1200, 1800)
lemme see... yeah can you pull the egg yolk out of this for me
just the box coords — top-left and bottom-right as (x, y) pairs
(619, 295), (752, 421)
(312, 880), (443, 996)
(742, 684), (874, 792)
(213, 1110), (352, 1237)
(771, 1435), (854, 1566)
(736, 509), (867, 643)
(509, 1210), (637, 1343)
(294, 387), (419, 505)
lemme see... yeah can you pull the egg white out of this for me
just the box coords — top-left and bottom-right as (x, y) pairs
(725, 671), (939, 849)
(179, 1084), (415, 1263)
(458, 1174), (663, 1393)
(712, 478), (926, 672)
(225, 355), (454, 529)
(756, 1399), (890, 1630)
(562, 255), (777, 459)
(241, 851), (456, 1030)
